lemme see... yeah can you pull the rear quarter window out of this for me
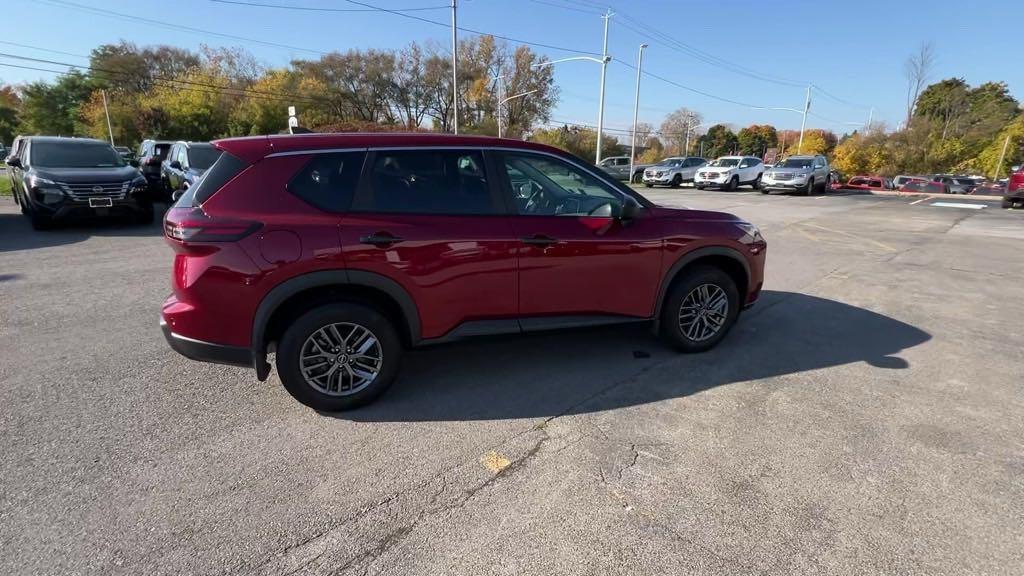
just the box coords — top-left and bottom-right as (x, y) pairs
(175, 152), (249, 207)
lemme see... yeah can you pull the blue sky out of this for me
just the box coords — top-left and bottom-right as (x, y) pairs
(2, 0), (1020, 138)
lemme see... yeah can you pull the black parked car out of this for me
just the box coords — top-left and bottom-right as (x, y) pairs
(162, 141), (221, 196)
(137, 139), (173, 198)
(5, 137), (152, 230)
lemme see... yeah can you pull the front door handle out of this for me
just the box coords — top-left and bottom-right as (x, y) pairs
(521, 234), (558, 246)
(360, 233), (404, 247)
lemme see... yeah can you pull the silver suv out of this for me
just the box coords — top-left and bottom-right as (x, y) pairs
(760, 155), (830, 195)
(642, 156), (707, 188)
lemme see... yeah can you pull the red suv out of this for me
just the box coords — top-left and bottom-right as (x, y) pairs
(161, 134), (766, 411)
(1005, 165), (1024, 209)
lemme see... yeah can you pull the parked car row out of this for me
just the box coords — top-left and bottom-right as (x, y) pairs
(3, 135), (221, 229)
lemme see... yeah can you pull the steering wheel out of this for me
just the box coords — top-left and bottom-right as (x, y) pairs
(522, 182), (544, 214)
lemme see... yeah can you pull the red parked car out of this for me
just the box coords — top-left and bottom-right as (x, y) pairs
(1005, 165), (1024, 209)
(161, 133), (767, 411)
(841, 176), (895, 192)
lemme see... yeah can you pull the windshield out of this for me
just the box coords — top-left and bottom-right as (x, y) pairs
(187, 146), (222, 170)
(30, 142), (126, 168)
(779, 158), (813, 169)
(709, 158), (740, 167)
(656, 158), (683, 167)
(954, 178), (974, 185)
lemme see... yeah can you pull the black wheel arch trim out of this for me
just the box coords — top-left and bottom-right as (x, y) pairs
(250, 270), (422, 380)
(654, 246), (751, 322)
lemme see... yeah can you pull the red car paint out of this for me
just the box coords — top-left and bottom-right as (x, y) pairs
(160, 133), (766, 378)
(842, 176), (894, 191)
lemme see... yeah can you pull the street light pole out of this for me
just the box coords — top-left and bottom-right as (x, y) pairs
(629, 43), (648, 182)
(797, 85), (810, 154)
(595, 9), (612, 164)
(101, 90), (114, 146)
(496, 75), (504, 138)
(451, 0), (459, 135)
(494, 56), (606, 140)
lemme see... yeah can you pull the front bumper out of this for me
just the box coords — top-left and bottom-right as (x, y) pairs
(161, 319), (252, 368)
(642, 173), (675, 184)
(694, 173), (731, 186)
(761, 179), (808, 191)
(27, 194), (150, 219)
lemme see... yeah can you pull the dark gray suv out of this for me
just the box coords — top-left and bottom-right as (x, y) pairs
(6, 137), (152, 229)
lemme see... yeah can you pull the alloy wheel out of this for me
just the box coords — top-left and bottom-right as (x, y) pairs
(678, 283), (729, 342)
(299, 322), (383, 396)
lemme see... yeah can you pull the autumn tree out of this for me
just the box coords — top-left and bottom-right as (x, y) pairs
(0, 84), (20, 144)
(530, 125), (624, 160)
(702, 124), (738, 158)
(737, 124), (777, 156)
(660, 108), (701, 155)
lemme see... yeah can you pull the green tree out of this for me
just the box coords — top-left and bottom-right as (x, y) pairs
(737, 124), (777, 156)
(703, 124), (738, 158)
(0, 85), (21, 144)
(19, 72), (94, 135)
(529, 125), (623, 160)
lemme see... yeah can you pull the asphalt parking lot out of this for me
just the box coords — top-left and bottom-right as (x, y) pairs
(1, 189), (1022, 575)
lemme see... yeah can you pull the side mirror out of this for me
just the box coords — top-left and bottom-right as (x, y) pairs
(5, 157), (21, 168)
(618, 196), (640, 222)
(169, 160), (182, 170)
(171, 189), (185, 202)
(1012, 166), (1021, 172)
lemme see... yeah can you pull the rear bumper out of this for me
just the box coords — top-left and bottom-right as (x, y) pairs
(161, 318), (252, 368)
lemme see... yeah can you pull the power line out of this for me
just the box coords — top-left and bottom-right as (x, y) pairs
(209, 0), (601, 56)
(811, 83), (871, 111)
(617, 60), (767, 109)
(525, 0), (603, 15)
(210, 0), (449, 12)
(35, 0), (330, 55)
(0, 51), (326, 105)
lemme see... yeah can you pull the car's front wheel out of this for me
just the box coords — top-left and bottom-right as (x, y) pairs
(276, 303), (402, 411)
(670, 174), (682, 188)
(660, 266), (740, 353)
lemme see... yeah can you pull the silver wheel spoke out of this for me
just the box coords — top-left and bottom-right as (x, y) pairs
(677, 283), (729, 342)
(299, 322), (383, 397)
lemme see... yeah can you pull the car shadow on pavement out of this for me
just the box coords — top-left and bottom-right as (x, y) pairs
(0, 206), (167, 253)
(340, 291), (931, 422)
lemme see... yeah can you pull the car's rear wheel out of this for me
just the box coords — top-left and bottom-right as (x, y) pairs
(1003, 197), (1014, 209)
(660, 266), (740, 353)
(277, 303), (402, 411)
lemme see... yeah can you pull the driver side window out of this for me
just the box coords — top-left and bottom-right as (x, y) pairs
(502, 153), (622, 217)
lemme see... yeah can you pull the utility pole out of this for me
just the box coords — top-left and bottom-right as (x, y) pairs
(101, 90), (114, 146)
(595, 9), (612, 164)
(797, 85), (810, 154)
(496, 75), (503, 139)
(451, 0), (459, 135)
(629, 43), (647, 182)
(684, 113), (695, 156)
(994, 135), (1011, 180)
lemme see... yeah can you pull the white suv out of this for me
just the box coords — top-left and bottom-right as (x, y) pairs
(694, 156), (764, 191)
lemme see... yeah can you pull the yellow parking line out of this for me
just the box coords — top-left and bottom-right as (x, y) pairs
(796, 227), (820, 242)
(801, 222), (897, 252)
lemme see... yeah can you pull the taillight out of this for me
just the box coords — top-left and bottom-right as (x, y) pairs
(164, 207), (261, 242)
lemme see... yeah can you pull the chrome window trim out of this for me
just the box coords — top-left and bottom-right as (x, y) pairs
(264, 145), (642, 205)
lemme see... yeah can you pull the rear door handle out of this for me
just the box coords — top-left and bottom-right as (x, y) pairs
(521, 234), (558, 246)
(360, 233), (404, 247)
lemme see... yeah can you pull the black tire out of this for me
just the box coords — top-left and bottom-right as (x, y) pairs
(631, 172), (643, 184)
(1003, 198), (1013, 209)
(804, 177), (815, 196)
(276, 302), (402, 411)
(726, 176), (738, 191)
(670, 174), (682, 188)
(29, 209), (53, 230)
(761, 187), (771, 195)
(660, 266), (740, 353)
(695, 185), (705, 190)
(752, 174), (762, 190)
(644, 183), (653, 188)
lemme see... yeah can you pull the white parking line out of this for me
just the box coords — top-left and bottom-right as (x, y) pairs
(930, 202), (987, 210)
(909, 197), (929, 205)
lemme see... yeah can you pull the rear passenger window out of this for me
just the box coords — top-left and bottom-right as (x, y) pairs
(176, 152), (249, 207)
(354, 150), (497, 215)
(287, 151), (366, 213)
